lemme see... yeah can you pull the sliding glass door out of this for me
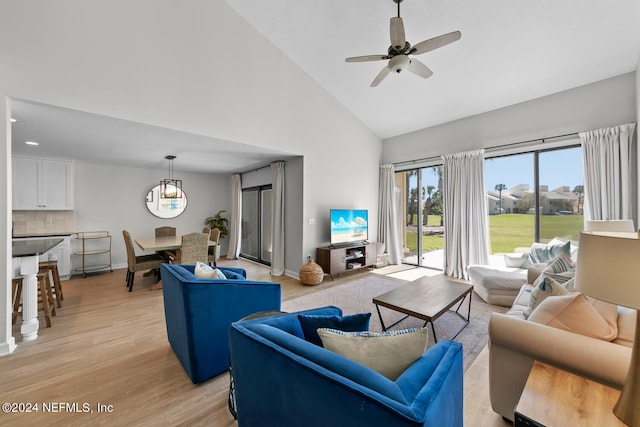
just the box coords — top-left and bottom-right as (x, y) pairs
(240, 185), (272, 265)
(395, 165), (444, 269)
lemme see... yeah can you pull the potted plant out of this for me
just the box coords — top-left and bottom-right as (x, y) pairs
(204, 210), (229, 239)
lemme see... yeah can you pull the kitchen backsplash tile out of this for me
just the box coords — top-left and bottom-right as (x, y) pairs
(13, 210), (75, 236)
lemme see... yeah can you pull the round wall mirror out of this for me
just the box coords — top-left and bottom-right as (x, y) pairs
(145, 184), (188, 219)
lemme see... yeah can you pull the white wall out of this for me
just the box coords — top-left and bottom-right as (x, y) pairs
(72, 161), (229, 271)
(637, 56), (640, 219)
(382, 73), (637, 164)
(0, 1), (381, 352)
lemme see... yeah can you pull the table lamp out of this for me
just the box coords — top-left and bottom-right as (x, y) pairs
(575, 231), (640, 426)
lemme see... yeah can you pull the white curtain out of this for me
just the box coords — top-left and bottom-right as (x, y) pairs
(377, 164), (402, 264)
(442, 149), (490, 279)
(581, 123), (637, 225)
(226, 174), (242, 259)
(270, 161), (285, 276)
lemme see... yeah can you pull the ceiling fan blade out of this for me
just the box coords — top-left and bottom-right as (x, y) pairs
(390, 17), (406, 50)
(370, 66), (391, 87)
(345, 54), (388, 63)
(407, 58), (433, 79)
(410, 30), (462, 55)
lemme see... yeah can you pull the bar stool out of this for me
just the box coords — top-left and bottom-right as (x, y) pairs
(11, 271), (56, 328)
(11, 278), (22, 325)
(39, 260), (63, 308)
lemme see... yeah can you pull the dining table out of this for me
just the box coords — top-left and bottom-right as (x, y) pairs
(135, 235), (213, 252)
(134, 235), (217, 290)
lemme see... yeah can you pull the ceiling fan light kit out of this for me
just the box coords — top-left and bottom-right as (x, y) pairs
(389, 55), (410, 73)
(345, 0), (461, 87)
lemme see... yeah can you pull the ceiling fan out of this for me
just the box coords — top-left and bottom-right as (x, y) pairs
(345, 0), (461, 87)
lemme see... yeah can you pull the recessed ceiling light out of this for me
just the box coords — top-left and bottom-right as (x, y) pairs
(24, 141), (39, 146)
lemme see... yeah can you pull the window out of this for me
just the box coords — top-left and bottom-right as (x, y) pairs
(485, 145), (583, 253)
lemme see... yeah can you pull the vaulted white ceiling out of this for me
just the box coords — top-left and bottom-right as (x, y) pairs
(9, 1), (640, 174)
(225, 0), (640, 139)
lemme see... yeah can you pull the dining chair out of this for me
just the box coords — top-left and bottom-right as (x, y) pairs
(155, 226), (178, 261)
(172, 232), (209, 265)
(155, 226), (176, 237)
(122, 230), (164, 292)
(207, 228), (221, 267)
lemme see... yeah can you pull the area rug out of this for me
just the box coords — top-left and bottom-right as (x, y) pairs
(282, 274), (508, 371)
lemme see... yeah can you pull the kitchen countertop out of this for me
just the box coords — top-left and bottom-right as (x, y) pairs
(12, 232), (74, 238)
(12, 238), (64, 257)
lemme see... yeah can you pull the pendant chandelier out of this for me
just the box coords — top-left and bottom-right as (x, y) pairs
(160, 155), (182, 199)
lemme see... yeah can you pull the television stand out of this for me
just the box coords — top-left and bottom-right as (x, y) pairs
(317, 242), (377, 280)
(328, 241), (368, 249)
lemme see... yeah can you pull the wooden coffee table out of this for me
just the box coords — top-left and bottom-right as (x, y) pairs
(372, 275), (473, 342)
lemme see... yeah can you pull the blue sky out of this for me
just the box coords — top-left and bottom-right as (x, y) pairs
(484, 147), (583, 192)
(409, 146), (583, 195)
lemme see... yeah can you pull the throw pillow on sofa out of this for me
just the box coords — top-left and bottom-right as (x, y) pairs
(194, 261), (226, 279)
(297, 313), (371, 347)
(544, 252), (575, 273)
(222, 269), (244, 280)
(317, 327), (428, 380)
(527, 276), (568, 317)
(531, 253), (575, 286)
(525, 240), (571, 267)
(528, 293), (619, 341)
(503, 252), (529, 268)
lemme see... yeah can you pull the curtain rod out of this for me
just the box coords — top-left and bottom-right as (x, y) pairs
(392, 131), (580, 167)
(239, 160), (288, 175)
(238, 164), (271, 175)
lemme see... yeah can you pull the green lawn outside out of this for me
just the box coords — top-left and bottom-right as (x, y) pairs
(405, 214), (442, 227)
(404, 213), (583, 255)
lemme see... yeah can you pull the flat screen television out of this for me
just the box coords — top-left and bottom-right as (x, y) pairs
(330, 209), (368, 246)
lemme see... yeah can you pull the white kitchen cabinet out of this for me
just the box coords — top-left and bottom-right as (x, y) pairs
(44, 236), (72, 280)
(12, 155), (74, 210)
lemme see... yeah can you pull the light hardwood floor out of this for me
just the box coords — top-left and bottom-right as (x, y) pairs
(0, 259), (509, 426)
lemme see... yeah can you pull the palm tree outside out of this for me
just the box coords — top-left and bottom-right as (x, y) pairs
(573, 185), (584, 214)
(494, 183), (507, 214)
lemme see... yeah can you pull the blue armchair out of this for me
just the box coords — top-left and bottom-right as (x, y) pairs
(229, 306), (463, 427)
(161, 263), (281, 384)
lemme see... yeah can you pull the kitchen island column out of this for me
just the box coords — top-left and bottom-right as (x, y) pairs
(11, 238), (63, 342)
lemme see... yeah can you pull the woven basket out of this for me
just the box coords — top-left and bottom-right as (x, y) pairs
(299, 259), (324, 286)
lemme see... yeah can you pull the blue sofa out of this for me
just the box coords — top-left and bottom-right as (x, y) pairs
(229, 306), (463, 427)
(161, 263), (281, 384)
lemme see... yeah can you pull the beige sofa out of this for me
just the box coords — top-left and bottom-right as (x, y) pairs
(488, 282), (635, 421)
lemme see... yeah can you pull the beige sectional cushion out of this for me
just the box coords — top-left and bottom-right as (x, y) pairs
(528, 293), (619, 341)
(614, 307), (637, 347)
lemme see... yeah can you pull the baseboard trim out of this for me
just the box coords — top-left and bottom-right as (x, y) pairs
(0, 338), (17, 357)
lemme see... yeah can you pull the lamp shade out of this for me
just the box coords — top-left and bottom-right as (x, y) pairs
(575, 231), (640, 310)
(584, 219), (635, 232)
(576, 230), (640, 426)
